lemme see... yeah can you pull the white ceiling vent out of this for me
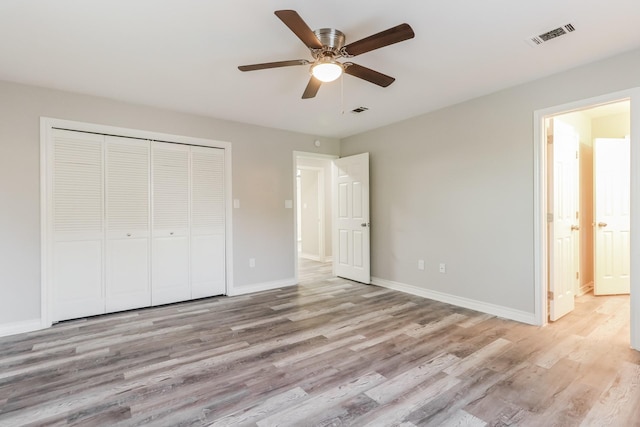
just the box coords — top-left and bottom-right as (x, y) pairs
(527, 23), (576, 47)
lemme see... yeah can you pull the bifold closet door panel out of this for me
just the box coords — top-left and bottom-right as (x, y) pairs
(191, 146), (225, 298)
(151, 142), (190, 305)
(105, 136), (151, 312)
(51, 129), (105, 321)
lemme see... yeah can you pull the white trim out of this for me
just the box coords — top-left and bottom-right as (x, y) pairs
(227, 277), (297, 296)
(40, 117), (234, 326)
(371, 277), (537, 325)
(577, 281), (594, 297)
(40, 119), (52, 328)
(0, 319), (43, 338)
(533, 88), (640, 350)
(292, 151), (338, 284)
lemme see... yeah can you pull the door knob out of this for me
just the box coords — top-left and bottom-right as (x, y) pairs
(361, 222), (370, 227)
(570, 225), (579, 231)
(597, 222), (608, 227)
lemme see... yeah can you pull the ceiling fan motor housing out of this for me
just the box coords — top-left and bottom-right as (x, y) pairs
(312, 28), (345, 58)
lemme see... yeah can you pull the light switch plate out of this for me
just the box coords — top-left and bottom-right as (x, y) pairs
(233, 199), (240, 209)
(285, 200), (293, 209)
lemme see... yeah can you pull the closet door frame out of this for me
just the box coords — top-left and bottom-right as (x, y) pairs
(40, 117), (233, 328)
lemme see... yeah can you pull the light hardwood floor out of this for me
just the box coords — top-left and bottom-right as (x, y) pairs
(1, 259), (639, 426)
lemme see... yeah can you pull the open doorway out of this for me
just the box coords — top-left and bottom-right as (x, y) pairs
(293, 152), (337, 282)
(534, 88), (640, 351)
(546, 101), (630, 320)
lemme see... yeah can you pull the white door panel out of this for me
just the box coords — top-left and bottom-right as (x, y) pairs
(152, 142), (191, 305)
(333, 153), (370, 283)
(595, 138), (630, 295)
(51, 129), (105, 321)
(549, 119), (578, 321)
(152, 236), (190, 305)
(191, 234), (225, 298)
(106, 238), (150, 312)
(105, 137), (151, 312)
(53, 239), (104, 320)
(190, 146), (225, 298)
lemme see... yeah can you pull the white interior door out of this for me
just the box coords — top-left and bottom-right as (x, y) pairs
(594, 137), (631, 295)
(51, 129), (105, 321)
(151, 142), (191, 305)
(333, 153), (370, 283)
(549, 119), (579, 321)
(190, 146), (226, 298)
(105, 136), (151, 312)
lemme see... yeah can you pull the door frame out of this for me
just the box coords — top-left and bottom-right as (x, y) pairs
(533, 88), (640, 350)
(292, 151), (338, 283)
(41, 117), (233, 328)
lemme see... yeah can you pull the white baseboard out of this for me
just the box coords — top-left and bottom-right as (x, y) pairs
(371, 277), (537, 325)
(0, 318), (44, 338)
(577, 281), (594, 297)
(228, 277), (298, 296)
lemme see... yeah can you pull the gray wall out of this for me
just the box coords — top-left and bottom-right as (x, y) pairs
(341, 48), (640, 314)
(0, 80), (339, 325)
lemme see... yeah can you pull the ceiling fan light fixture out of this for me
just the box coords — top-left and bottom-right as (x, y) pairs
(311, 58), (343, 83)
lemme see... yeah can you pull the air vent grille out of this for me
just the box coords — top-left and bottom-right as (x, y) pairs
(527, 23), (576, 46)
(351, 106), (369, 114)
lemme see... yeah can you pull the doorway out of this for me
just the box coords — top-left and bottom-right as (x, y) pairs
(546, 102), (630, 322)
(293, 152), (337, 282)
(534, 88), (640, 351)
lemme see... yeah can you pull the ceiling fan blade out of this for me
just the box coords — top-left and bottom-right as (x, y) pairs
(302, 76), (322, 99)
(342, 23), (415, 57)
(275, 10), (323, 50)
(344, 63), (395, 87)
(238, 59), (310, 72)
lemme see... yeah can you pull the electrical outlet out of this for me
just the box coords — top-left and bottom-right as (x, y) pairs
(418, 259), (425, 270)
(439, 263), (446, 273)
(249, 258), (256, 268)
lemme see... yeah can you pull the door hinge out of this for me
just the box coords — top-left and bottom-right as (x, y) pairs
(576, 272), (579, 279)
(548, 291), (554, 300)
(576, 150), (578, 159)
(547, 213), (553, 223)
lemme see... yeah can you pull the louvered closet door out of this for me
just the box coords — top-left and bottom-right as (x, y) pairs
(105, 136), (151, 312)
(51, 129), (105, 321)
(151, 142), (191, 305)
(191, 146), (225, 298)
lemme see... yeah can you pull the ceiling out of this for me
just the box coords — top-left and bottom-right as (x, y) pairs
(1, 1), (640, 139)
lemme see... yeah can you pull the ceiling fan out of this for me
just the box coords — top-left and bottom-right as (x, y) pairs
(238, 10), (415, 99)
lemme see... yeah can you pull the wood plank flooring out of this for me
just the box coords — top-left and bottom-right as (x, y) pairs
(1, 259), (639, 426)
